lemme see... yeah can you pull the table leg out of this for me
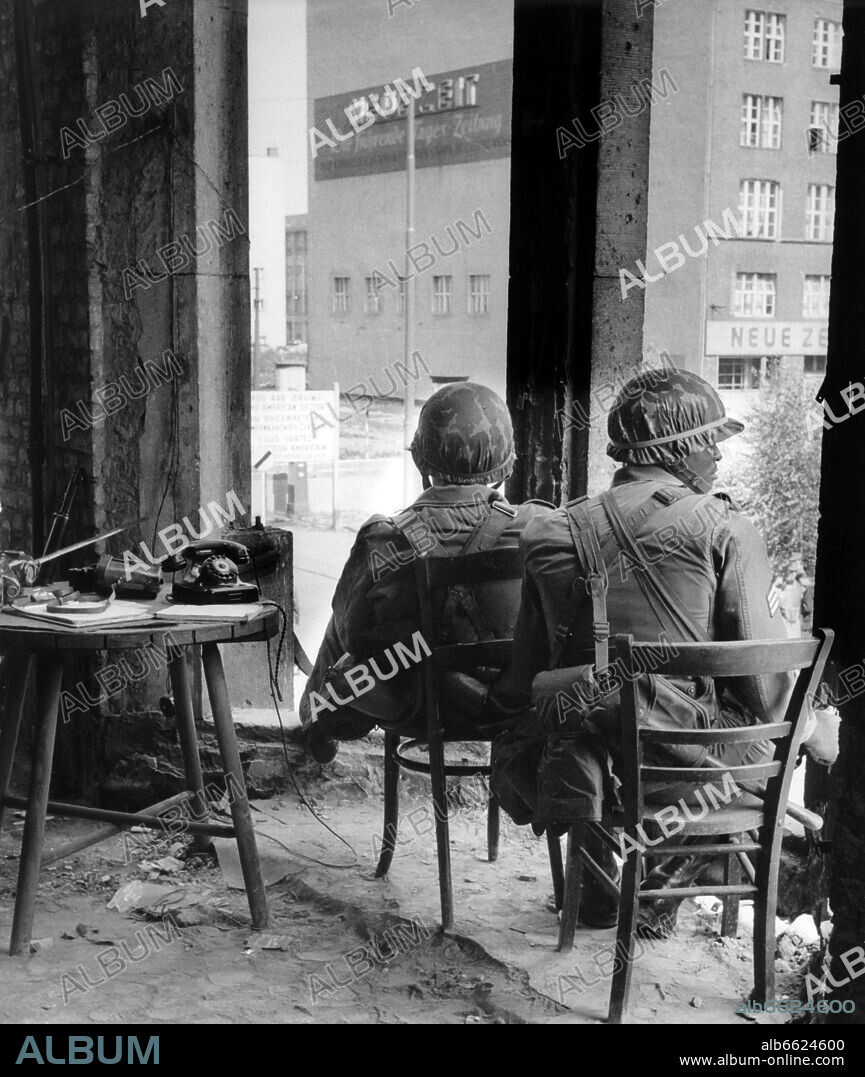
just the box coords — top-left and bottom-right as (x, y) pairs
(0, 657), (32, 832)
(9, 655), (64, 956)
(169, 650), (209, 854)
(200, 641), (270, 930)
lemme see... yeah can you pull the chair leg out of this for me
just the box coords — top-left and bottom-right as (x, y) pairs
(375, 733), (400, 878)
(487, 790), (500, 862)
(753, 836), (779, 1004)
(428, 729), (453, 930)
(720, 837), (742, 938)
(0, 657), (31, 833)
(608, 829), (643, 1023)
(9, 656), (64, 956)
(169, 650), (209, 854)
(547, 830), (565, 912)
(557, 823), (586, 952)
(200, 642), (270, 931)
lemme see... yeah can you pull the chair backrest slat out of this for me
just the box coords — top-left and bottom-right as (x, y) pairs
(614, 630), (834, 831)
(640, 722), (791, 745)
(641, 762), (781, 784)
(628, 638), (819, 677)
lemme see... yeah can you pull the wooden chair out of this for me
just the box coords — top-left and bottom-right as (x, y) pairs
(555, 631), (833, 1023)
(374, 548), (565, 930)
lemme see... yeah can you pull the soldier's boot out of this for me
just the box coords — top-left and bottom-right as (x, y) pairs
(578, 831), (621, 929)
(636, 840), (725, 939)
(305, 723), (340, 765)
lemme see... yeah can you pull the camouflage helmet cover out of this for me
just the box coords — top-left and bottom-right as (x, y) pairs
(607, 367), (744, 466)
(410, 382), (516, 485)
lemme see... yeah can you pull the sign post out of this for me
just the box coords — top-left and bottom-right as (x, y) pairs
(332, 382), (340, 531)
(404, 98), (416, 505)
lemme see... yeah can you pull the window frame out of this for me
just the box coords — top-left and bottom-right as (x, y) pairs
(363, 276), (383, 315)
(468, 273), (491, 315)
(718, 356), (763, 391)
(802, 274), (831, 319)
(740, 94), (783, 149)
(744, 10), (786, 63)
(432, 274), (453, 316)
(804, 355), (828, 376)
(809, 101), (839, 155)
(739, 179), (781, 240)
(733, 272), (777, 318)
(812, 18), (843, 70)
(806, 184), (836, 242)
(331, 275), (351, 315)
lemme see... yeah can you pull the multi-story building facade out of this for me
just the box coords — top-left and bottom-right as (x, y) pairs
(304, 0), (513, 398)
(302, 0), (838, 430)
(285, 214), (309, 345)
(645, 1), (841, 426)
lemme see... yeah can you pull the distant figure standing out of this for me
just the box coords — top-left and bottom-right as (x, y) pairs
(799, 572), (814, 634)
(779, 570), (805, 637)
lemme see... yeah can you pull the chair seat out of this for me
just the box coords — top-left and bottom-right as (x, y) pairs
(383, 719), (505, 743)
(641, 794), (764, 836)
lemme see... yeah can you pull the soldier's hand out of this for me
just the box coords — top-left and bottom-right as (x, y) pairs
(802, 707), (841, 767)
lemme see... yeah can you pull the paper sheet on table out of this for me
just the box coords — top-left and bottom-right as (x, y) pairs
(7, 599), (156, 629)
(154, 603), (264, 623)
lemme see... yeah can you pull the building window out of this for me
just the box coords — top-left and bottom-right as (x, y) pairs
(468, 274), (491, 315)
(809, 102), (839, 155)
(744, 11), (786, 62)
(804, 355), (827, 376)
(739, 180), (781, 239)
(806, 184), (835, 242)
(332, 276), (350, 315)
(432, 275), (452, 315)
(364, 276), (382, 314)
(740, 95), (782, 148)
(286, 230), (307, 257)
(813, 19), (843, 69)
(718, 357), (763, 391)
(803, 275), (831, 318)
(733, 273), (777, 317)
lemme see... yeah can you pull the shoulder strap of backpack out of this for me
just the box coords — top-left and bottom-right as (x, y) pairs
(599, 489), (709, 644)
(549, 500), (610, 673)
(459, 499), (518, 555)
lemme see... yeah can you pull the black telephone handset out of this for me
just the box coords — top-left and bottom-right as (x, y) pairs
(161, 540), (260, 605)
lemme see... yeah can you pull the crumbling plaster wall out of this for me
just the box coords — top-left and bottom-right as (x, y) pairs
(0, 0), (251, 802)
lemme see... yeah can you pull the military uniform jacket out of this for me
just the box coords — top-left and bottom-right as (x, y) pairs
(492, 465), (791, 722)
(299, 483), (553, 727)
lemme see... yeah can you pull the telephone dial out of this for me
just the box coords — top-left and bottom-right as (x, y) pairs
(160, 540), (260, 604)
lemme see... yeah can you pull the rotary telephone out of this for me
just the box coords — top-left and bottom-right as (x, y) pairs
(160, 540), (260, 604)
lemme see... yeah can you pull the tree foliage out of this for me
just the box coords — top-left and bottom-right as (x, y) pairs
(718, 375), (822, 575)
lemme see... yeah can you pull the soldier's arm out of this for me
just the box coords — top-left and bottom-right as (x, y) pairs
(338, 519), (419, 655)
(712, 509), (791, 721)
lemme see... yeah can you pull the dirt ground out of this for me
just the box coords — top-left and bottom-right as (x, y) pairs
(0, 738), (816, 1026)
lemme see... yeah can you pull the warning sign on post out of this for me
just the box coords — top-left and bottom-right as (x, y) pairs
(252, 390), (339, 465)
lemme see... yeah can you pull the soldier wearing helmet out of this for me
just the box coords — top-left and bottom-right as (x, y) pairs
(300, 382), (552, 763)
(485, 365), (836, 933)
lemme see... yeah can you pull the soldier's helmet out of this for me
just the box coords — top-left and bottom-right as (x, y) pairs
(607, 367), (744, 466)
(410, 382), (516, 485)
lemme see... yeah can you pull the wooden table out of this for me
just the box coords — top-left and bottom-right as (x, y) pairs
(0, 604), (280, 955)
